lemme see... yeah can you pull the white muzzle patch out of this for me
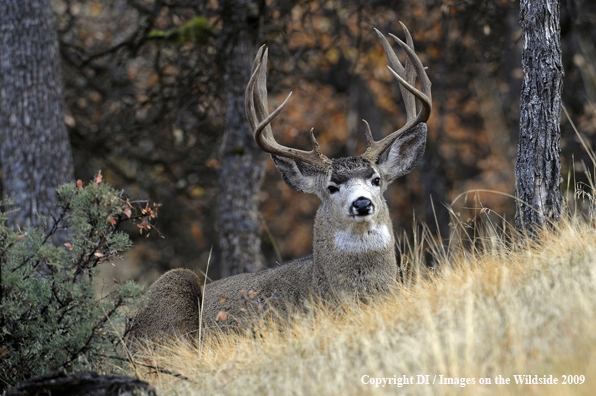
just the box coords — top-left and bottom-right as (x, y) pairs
(344, 180), (375, 217)
(334, 224), (391, 253)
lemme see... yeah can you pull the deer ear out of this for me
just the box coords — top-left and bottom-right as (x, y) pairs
(271, 154), (322, 194)
(377, 123), (427, 183)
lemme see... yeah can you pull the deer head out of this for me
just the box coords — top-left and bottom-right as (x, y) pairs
(245, 23), (432, 247)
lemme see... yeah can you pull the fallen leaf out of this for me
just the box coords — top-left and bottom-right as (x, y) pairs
(76, 180), (83, 188)
(96, 171), (103, 184)
(220, 297), (226, 303)
(0, 347), (9, 358)
(216, 311), (228, 321)
(94, 252), (104, 258)
(108, 217), (117, 225)
(64, 243), (73, 251)
(123, 209), (132, 218)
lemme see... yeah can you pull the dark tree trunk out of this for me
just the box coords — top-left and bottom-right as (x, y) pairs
(217, 0), (266, 277)
(423, 12), (450, 241)
(346, 76), (383, 156)
(515, 0), (564, 231)
(0, 0), (75, 229)
(5, 370), (156, 396)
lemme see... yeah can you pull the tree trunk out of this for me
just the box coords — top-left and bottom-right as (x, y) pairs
(217, 0), (266, 277)
(346, 76), (383, 156)
(5, 370), (156, 396)
(423, 12), (451, 241)
(0, 0), (75, 230)
(515, 0), (563, 232)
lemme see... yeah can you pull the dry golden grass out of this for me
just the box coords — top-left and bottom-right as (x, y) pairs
(124, 205), (596, 396)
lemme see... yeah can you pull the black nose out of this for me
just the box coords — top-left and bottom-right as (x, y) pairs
(353, 197), (373, 216)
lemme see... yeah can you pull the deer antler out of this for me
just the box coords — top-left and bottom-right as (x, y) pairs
(245, 45), (332, 172)
(361, 23), (432, 163)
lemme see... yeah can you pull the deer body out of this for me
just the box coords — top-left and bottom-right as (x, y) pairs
(127, 24), (431, 342)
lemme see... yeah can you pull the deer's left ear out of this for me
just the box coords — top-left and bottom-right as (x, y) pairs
(377, 123), (427, 183)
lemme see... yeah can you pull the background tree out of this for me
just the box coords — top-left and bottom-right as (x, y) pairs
(0, 0), (75, 230)
(515, 0), (564, 231)
(217, 0), (267, 277)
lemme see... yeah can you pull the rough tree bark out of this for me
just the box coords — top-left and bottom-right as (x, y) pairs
(0, 0), (75, 229)
(217, 0), (266, 277)
(515, 0), (564, 231)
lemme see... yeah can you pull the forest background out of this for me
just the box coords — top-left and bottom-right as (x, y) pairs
(31, 0), (596, 287)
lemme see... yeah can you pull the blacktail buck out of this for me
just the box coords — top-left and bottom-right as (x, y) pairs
(127, 23), (432, 341)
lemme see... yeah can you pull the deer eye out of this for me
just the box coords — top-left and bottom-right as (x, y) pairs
(372, 177), (381, 186)
(328, 185), (339, 194)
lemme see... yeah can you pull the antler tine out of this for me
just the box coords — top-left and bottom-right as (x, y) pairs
(245, 46), (332, 171)
(245, 45), (266, 131)
(385, 36), (432, 123)
(362, 119), (374, 147)
(363, 24), (432, 163)
(255, 47), (272, 131)
(374, 26), (416, 121)
(399, 22), (418, 121)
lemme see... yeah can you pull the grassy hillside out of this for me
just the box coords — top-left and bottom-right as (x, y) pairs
(126, 207), (596, 396)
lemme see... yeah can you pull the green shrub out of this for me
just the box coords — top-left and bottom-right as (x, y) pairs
(0, 175), (157, 390)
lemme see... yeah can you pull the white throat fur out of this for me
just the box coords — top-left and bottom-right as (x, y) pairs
(334, 224), (391, 253)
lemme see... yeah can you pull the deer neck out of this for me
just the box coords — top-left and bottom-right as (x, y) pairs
(311, 203), (397, 297)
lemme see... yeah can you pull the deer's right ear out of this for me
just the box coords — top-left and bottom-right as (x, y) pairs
(271, 154), (322, 194)
(377, 123), (427, 183)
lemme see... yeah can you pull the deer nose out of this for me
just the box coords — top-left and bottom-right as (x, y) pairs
(352, 197), (373, 216)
